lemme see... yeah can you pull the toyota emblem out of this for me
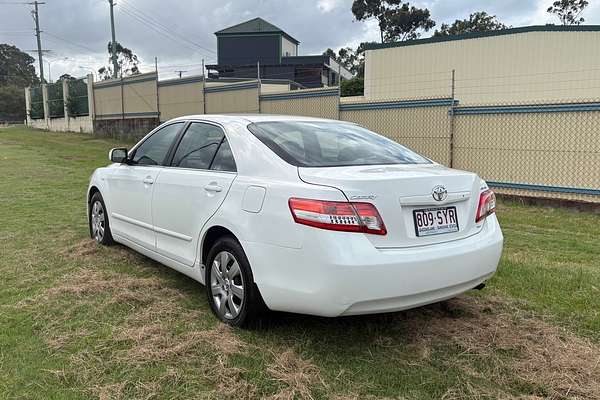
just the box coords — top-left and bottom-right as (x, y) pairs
(432, 185), (448, 202)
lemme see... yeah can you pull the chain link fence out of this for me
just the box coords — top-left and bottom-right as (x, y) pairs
(67, 77), (89, 117)
(46, 82), (64, 118)
(29, 85), (44, 119)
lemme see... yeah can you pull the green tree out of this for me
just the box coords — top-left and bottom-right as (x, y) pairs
(351, 1), (435, 43)
(0, 44), (39, 87)
(98, 42), (140, 80)
(0, 85), (26, 121)
(323, 47), (360, 76)
(434, 11), (508, 37)
(547, 0), (589, 25)
(341, 77), (364, 97)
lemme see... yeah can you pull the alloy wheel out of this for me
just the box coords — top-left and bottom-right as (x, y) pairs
(210, 251), (245, 319)
(91, 201), (105, 242)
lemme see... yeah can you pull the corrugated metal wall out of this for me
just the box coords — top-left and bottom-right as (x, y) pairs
(260, 88), (339, 119)
(365, 30), (600, 104)
(158, 76), (204, 121)
(204, 82), (260, 114)
(94, 72), (158, 119)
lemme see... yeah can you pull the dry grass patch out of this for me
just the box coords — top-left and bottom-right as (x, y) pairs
(267, 349), (325, 400)
(402, 296), (600, 399)
(28, 263), (260, 399)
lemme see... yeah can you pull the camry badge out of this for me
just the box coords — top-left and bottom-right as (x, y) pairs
(432, 185), (448, 202)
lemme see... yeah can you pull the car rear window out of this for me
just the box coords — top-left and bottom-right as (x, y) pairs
(247, 121), (431, 167)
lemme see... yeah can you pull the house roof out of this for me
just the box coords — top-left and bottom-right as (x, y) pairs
(364, 24), (600, 51)
(215, 17), (300, 44)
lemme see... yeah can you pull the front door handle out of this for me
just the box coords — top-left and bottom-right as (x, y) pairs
(204, 183), (223, 192)
(143, 176), (154, 185)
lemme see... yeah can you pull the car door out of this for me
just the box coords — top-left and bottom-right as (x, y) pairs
(106, 122), (185, 249)
(152, 121), (237, 266)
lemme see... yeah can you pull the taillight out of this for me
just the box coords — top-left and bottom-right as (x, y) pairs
(475, 190), (496, 223)
(288, 198), (387, 235)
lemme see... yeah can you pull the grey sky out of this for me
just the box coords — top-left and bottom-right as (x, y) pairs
(2, 0), (600, 80)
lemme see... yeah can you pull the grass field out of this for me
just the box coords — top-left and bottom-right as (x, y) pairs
(1, 126), (599, 400)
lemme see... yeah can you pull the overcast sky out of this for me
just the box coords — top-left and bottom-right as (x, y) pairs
(2, 0), (600, 81)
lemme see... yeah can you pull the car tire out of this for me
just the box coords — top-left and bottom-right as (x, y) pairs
(205, 235), (265, 327)
(89, 192), (114, 246)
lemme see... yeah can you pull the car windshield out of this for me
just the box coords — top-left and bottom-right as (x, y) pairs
(247, 120), (431, 167)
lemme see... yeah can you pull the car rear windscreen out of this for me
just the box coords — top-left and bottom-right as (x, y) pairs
(247, 121), (431, 167)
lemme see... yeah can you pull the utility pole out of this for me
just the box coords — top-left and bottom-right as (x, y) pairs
(108, 0), (119, 79)
(30, 1), (45, 83)
(174, 70), (187, 78)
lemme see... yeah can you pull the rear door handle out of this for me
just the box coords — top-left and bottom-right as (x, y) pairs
(204, 183), (223, 192)
(143, 176), (154, 185)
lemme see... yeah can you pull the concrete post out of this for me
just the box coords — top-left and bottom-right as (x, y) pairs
(24, 87), (31, 125)
(87, 74), (95, 133)
(62, 78), (70, 131)
(41, 84), (49, 130)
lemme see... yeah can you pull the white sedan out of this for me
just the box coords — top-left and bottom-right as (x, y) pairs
(88, 115), (503, 326)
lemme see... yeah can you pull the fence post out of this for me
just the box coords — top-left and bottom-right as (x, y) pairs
(120, 75), (125, 134)
(449, 69), (456, 168)
(337, 64), (342, 121)
(24, 87), (31, 125)
(201, 59), (206, 114)
(87, 74), (95, 123)
(41, 83), (49, 130)
(62, 78), (70, 131)
(257, 61), (261, 114)
(155, 57), (160, 122)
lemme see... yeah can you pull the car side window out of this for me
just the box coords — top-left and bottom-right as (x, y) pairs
(131, 123), (183, 166)
(210, 139), (237, 172)
(172, 123), (225, 170)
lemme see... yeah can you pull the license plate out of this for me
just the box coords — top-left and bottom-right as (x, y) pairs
(413, 207), (459, 237)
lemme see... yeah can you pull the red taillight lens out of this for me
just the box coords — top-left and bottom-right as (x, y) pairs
(475, 190), (496, 223)
(288, 198), (387, 235)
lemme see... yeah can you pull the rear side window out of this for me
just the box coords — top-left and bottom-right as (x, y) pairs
(247, 121), (430, 167)
(131, 122), (183, 165)
(172, 123), (224, 169)
(210, 139), (237, 172)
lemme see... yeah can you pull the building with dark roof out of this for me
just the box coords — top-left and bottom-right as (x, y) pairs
(207, 17), (353, 89)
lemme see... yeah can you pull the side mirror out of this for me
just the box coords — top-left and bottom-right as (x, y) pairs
(109, 148), (129, 163)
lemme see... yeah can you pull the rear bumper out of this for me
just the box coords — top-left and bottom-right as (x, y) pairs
(242, 215), (503, 317)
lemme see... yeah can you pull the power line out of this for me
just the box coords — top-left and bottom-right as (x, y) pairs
(43, 32), (99, 53)
(117, 1), (215, 60)
(120, 0), (215, 55)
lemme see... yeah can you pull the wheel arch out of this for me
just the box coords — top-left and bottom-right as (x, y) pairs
(200, 225), (239, 267)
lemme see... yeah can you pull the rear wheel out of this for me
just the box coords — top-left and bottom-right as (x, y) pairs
(89, 192), (114, 246)
(205, 236), (263, 326)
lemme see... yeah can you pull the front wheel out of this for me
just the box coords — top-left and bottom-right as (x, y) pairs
(89, 192), (114, 246)
(205, 236), (264, 327)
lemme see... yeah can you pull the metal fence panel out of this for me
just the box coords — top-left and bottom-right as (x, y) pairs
(340, 98), (454, 165)
(259, 88), (339, 119)
(453, 102), (600, 203)
(29, 85), (44, 119)
(67, 78), (89, 116)
(47, 82), (64, 118)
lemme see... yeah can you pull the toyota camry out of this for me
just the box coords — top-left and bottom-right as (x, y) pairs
(87, 115), (503, 326)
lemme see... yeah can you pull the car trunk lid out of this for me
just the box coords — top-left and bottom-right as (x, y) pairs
(298, 164), (484, 248)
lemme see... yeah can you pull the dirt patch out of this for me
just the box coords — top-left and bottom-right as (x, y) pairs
(267, 349), (324, 400)
(401, 296), (600, 399)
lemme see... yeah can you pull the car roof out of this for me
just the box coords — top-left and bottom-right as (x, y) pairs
(167, 114), (347, 125)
